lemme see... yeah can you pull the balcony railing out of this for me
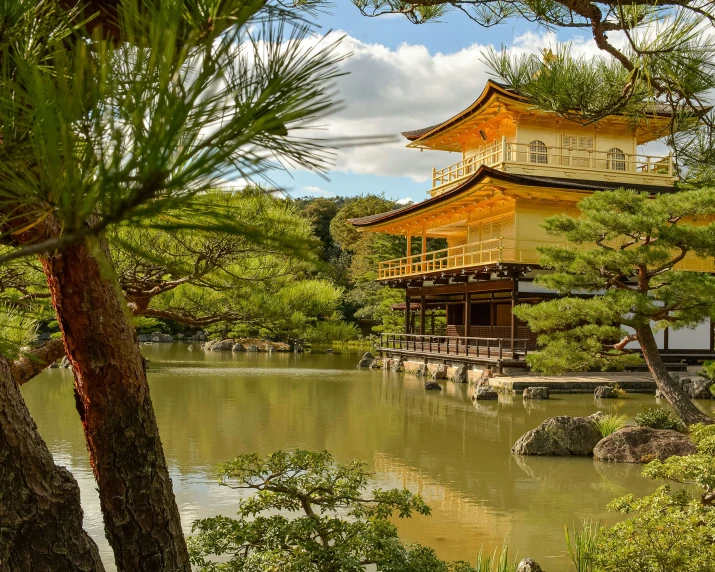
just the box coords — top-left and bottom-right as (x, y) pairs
(432, 137), (673, 188)
(379, 237), (518, 279)
(379, 333), (530, 361)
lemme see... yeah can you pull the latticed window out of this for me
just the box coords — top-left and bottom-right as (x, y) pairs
(607, 147), (626, 171)
(529, 140), (548, 164)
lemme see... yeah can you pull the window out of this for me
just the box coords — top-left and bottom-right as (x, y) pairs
(607, 147), (626, 171)
(562, 135), (594, 167)
(529, 140), (548, 164)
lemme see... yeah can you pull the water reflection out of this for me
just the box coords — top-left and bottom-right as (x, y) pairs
(22, 344), (665, 571)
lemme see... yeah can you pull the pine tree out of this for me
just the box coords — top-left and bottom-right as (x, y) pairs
(514, 189), (715, 426)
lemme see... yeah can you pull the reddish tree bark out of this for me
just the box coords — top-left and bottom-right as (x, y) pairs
(0, 354), (105, 571)
(11, 338), (66, 386)
(40, 237), (190, 571)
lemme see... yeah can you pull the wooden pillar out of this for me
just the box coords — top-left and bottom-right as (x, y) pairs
(420, 296), (426, 335)
(421, 228), (427, 273)
(431, 311), (435, 335)
(490, 294), (496, 335)
(405, 292), (411, 335)
(406, 233), (412, 275)
(663, 326), (669, 352)
(511, 276), (519, 351)
(463, 292), (469, 338)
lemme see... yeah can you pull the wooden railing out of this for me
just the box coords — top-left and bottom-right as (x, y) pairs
(378, 237), (516, 279)
(379, 333), (530, 360)
(432, 136), (674, 188)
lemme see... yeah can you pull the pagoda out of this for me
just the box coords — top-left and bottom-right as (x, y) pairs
(350, 81), (714, 372)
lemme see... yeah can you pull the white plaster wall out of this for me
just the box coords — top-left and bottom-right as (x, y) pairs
(668, 321), (712, 350)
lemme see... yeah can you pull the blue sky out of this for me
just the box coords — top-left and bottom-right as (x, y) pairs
(269, 3), (599, 203)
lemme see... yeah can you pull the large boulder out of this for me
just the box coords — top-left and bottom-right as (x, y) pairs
(523, 387), (549, 400)
(593, 426), (696, 463)
(516, 558), (543, 572)
(683, 377), (713, 399)
(450, 363), (468, 383)
(357, 352), (374, 368)
(245, 344), (259, 352)
(150, 332), (173, 343)
(430, 364), (447, 380)
(137, 334), (151, 342)
(232, 343), (245, 352)
(473, 387), (498, 401)
(594, 385), (618, 399)
(512, 414), (603, 456)
(424, 381), (442, 391)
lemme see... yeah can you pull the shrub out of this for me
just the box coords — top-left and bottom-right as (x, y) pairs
(634, 407), (684, 431)
(594, 413), (629, 437)
(474, 546), (519, 572)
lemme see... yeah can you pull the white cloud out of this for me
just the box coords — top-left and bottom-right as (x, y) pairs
(297, 30), (613, 185)
(301, 185), (333, 196)
(395, 197), (413, 205)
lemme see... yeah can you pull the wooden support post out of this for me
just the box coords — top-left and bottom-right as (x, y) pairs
(511, 276), (518, 353)
(405, 292), (411, 335)
(406, 233), (412, 275)
(420, 296), (426, 335)
(421, 228), (427, 274)
(431, 311), (435, 335)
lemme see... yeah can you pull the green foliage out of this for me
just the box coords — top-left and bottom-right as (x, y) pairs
(594, 414), (629, 438)
(188, 450), (476, 571)
(473, 546), (519, 572)
(634, 408), (685, 431)
(133, 317), (168, 335)
(591, 486), (715, 572)
(565, 522), (599, 572)
(0, 305), (36, 361)
(0, 1), (346, 263)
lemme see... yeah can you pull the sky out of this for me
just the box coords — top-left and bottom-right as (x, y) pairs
(266, 2), (638, 203)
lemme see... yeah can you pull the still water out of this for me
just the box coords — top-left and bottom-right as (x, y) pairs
(21, 344), (683, 570)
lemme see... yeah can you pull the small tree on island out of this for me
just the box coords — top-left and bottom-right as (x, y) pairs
(514, 188), (715, 426)
(188, 450), (477, 572)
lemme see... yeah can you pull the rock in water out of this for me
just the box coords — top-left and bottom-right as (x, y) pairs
(187, 345), (193, 351)
(211, 340), (235, 351)
(523, 387), (549, 400)
(232, 343), (245, 352)
(245, 345), (259, 352)
(431, 364), (447, 379)
(450, 363), (468, 383)
(512, 415), (602, 456)
(473, 387), (498, 401)
(594, 385), (618, 399)
(357, 352), (374, 368)
(390, 358), (404, 372)
(60, 356), (71, 368)
(424, 381), (442, 391)
(516, 558), (543, 572)
(593, 426), (696, 463)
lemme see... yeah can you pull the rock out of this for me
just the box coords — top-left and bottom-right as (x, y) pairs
(369, 359), (383, 369)
(150, 332), (173, 343)
(245, 345), (259, 352)
(176, 333), (184, 340)
(516, 558), (543, 572)
(684, 378), (713, 399)
(416, 364), (428, 378)
(60, 356), (71, 369)
(232, 343), (245, 352)
(266, 345), (275, 353)
(357, 352), (374, 367)
(390, 358), (404, 372)
(211, 340), (235, 352)
(594, 385), (618, 399)
(430, 364), (447, 379)
(324, 348), (333, 353)
(37, 332), (52, 341)
(593, 426), (696, 463)
(473, 387), (498, 401)
(523, 387), (549, 400)
(512, 415), (603, 456)
(187, 345), (193, 351)
(49, 361), (60, 369)
(424, 381), (442, 391)
(450, 363), (468, 383)
(137, 334), (151, 342)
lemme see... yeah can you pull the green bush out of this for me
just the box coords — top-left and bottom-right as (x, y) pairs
(594, 414), (629, 437)
(634, 407), (684, 431)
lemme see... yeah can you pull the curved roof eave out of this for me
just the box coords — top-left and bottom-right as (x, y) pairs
(348, 165), (677, 228)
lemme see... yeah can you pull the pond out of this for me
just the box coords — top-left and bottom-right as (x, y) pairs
(20, 344), (696, 571)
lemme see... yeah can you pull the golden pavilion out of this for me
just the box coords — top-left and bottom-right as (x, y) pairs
(350, 81), (714, 371)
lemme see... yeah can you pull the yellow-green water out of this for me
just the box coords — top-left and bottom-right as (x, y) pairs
(20, 344), (694, 570)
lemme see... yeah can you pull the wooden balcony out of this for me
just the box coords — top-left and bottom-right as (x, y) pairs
(431, 138), (674, 194)
(379, 238), (529, 280)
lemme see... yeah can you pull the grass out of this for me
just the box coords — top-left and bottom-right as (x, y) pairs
(566, 522), (600, 572)
(594, 413), (629, 438)
(474, 546), (520, 572)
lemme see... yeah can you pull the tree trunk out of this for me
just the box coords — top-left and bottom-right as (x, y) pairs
(40, 237), (191, 572)
(635, 324), (713, 426)
(0, 354), (105, 571)
(11, 338), (66, 386)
